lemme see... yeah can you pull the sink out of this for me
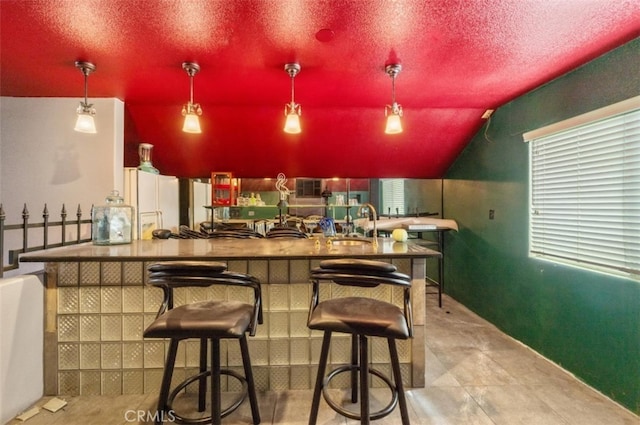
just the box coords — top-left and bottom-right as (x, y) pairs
(330, 238), (373, 246)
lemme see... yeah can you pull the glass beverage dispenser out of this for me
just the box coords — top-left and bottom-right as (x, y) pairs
(92, 190), (134, 245)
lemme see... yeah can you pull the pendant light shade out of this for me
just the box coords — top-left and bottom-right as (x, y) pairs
(384, 64), (403, 134)
(284, 112), (301, 134)
(181, 62), (202, 134)
(74, 113), (97, 133)
(283, 63), (301, 134)
(385, 113), (403, 134)
(74, 61), (97, 134)
(182, 112), (201, 133)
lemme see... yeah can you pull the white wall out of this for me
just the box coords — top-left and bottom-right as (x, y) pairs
(0, 97), (124, 276)
(0, 96), (124, 421)
(0, 275), (43, 424)
(0, 97), (125, 421)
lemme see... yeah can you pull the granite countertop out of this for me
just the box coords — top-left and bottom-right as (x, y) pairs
(20, 237), (441, 263)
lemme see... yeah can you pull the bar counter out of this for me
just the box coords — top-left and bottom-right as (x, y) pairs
(21, 237), (440, 396)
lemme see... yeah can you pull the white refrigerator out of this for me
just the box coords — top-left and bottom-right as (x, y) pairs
(124, 168), (179, 239)
(192, 180), (212, 228)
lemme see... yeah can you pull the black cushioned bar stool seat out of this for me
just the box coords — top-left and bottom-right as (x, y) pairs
(308, 259), (412, 425)
(143, 261), (262, 425)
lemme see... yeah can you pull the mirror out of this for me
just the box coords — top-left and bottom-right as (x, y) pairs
(186, 177), (443, 227)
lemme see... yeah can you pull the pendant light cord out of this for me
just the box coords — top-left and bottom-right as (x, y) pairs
(83, 71), (89, 105)
(290, 73), (295, 106)
(189, 73), (195, 105)
(391, 74), (396, 105)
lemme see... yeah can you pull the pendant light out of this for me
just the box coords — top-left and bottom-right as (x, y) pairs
(74, 61), (97, 134)
(283, 63), (302, 134)
(384, 64), (403, 134)
(181, 62), (202, 134)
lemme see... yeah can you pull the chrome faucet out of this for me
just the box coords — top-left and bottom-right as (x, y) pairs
(357, 203), (378, 239)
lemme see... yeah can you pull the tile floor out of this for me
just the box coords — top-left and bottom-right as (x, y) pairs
(7, 294), (638, 425)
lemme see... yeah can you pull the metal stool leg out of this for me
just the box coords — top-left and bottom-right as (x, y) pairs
(309, 331), (332, 425)
(157, 339), (179, 424)
(351, 334), (358, 403)
(211, 338), (221, 425)
(388, 338), (410, 425)
(359, 334), (370, 425)
(239, 335), (261, 424)
(198, 338), (207, 412)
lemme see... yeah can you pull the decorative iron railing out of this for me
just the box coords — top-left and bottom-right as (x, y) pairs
(0, 203), (92, 277)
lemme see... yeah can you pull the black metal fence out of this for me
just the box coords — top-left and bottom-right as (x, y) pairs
(0, 203), (92, 277)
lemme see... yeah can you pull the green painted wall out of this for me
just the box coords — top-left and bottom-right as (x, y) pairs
(443, 37), (640, 413)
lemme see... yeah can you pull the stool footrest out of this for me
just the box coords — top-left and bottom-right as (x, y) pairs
(166, 369), (249, 424)
(322, 364), (398, 421)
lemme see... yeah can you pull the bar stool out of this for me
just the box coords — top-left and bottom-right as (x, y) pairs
(307, 259), (413, 425)
(265, 227), (308, 238)
(143, 261), (262, 425)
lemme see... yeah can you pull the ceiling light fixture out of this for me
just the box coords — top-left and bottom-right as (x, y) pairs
(181, 62), (202, 134)
(283, 63), (302, 134)
(384, 63), (403, 134)
(74, 61), (97, 134)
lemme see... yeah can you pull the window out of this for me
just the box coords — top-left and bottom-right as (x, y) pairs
(524, 97), (640, 277)
(381, 179), (405, 216)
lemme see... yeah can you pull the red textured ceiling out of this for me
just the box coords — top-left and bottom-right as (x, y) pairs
(2, 1), (639, 178)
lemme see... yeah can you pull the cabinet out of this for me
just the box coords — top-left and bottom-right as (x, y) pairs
(210, 172), (239, 206)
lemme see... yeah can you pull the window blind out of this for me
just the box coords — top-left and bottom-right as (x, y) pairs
(381, 179), (405, 216)
(529, 108), (640, 276)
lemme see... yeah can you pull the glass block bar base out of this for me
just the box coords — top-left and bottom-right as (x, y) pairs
(43, 257), (426, 396)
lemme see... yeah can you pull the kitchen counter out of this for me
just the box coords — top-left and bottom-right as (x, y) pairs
(20, 236), (439, 262)
(21, 238), (439, 396)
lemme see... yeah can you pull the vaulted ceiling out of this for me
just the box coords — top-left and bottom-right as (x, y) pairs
(1, 1), (638, 178)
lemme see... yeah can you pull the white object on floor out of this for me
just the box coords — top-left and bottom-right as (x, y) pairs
(42, 398), (67, 413)
(15, 406), (40, 422)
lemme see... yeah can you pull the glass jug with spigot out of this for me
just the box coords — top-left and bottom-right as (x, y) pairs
(92, 190), (134, 245)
